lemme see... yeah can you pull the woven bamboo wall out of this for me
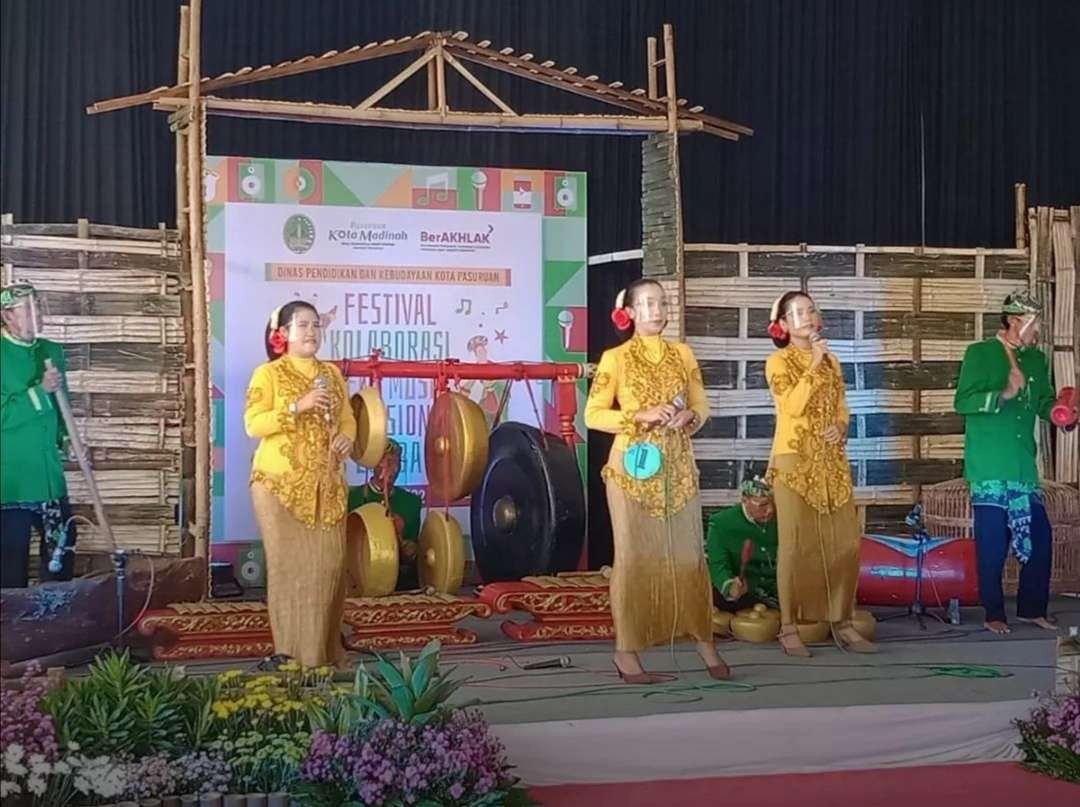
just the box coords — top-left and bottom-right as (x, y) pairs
(656, 242), (1046, 531)
(1, 216), (188, 557)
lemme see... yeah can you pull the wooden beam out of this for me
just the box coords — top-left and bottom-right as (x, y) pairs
(355, 48), (436, 110)
(186, 0), (210, 560)
(443, 49), (517, 115)
(646, 37), (658, 100)
(153, 96), (704, 134)
(88, 35), (434, 115)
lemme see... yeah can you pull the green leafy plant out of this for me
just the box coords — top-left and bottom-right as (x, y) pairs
(42, 651), (204, 757)
(346, 639), (463, 727)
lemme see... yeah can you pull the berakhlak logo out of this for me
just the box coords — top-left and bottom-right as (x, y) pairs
(283, 214), (316, 254)
(238, 162), (265, 201)
(555, 176), (578, 212)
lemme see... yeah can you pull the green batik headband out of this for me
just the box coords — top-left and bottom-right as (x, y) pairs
(0, 283), (35, 310)
(1001, 290), (1041, 316)
(740, 476), (773, 498)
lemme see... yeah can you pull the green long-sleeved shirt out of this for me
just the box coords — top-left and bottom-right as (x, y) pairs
(0, 331), (68, 504)
(954, 338), (1055, 485)
(705, 504), (778, 600)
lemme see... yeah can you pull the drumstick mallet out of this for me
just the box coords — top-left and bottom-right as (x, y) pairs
(738, 538), (754, 589)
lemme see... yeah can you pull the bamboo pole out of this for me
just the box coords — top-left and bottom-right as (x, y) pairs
(355, 48), (436, 111)
(175, 7), (190, 237)
(186, 0), (210, 559)
(662, 24), (678, 135)
(443, 50), (516, 114)
(435, 38), (447, 118)
(646, 37), (658, 100)
(1015, 182), (1027, 250)
(426, 58), (437, 110)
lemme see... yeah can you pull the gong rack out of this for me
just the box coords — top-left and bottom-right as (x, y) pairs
(337, 351), (593, 593)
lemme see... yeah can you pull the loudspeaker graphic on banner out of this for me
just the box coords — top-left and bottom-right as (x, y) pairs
(555, 176), (577, 212)
(239, 163), (265, 201)
(237, 544), (266, 588)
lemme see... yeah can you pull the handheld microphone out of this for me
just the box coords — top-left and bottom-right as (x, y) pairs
(521, 656), (571, 670)
(48, 536), (71, 574)
(312, 375), (331, 425)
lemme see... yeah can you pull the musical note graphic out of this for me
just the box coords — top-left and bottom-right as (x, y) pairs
(494, 301), (509, 314)
(455, 299), (472, 315)
(417, 172), (450, 206)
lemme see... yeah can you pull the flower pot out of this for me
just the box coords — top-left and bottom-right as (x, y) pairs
(224, 797), (245, 807)
(267, 794), (290, 807)
(246, 796), (268, 807)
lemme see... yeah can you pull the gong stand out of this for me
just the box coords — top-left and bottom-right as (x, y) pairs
(335, 352), (589, 448)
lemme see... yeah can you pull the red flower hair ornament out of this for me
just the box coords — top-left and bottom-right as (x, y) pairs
(611, 288), (632, 331)
(268, 329), (288, 356)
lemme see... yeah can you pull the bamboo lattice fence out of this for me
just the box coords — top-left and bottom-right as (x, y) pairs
(1, 216), (188, 558)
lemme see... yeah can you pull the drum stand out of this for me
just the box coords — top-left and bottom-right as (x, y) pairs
(882, 505), (948, 630)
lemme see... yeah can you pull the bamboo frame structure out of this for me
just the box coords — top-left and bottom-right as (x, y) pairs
(83, 11), (751, 563)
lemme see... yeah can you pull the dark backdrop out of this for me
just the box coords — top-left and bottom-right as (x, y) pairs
(3, 0), (1078, 566)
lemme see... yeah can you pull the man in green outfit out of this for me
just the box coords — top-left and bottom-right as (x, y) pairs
(954, 290), (1070, 635)
(348, 440), (423, 590)
(0, 284), (77, 587)
(706, 476), (778, 610)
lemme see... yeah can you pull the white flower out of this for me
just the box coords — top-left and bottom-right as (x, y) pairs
(5, 760), (27, 777)
(3, 744), (25, 766)
(1, 780), (20, 798)
(27, 773), (47, 795)
(66, 741), (80, 752)
(52, 759), (71, 775)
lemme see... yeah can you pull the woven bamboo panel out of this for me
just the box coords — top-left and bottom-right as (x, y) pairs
(2, 216), (187, 559)
(923, 478), (1080, 594)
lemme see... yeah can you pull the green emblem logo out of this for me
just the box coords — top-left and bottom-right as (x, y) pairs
(283, 214), (316, 254)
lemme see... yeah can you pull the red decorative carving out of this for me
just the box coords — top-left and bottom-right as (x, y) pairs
(476, 575), (614, 642)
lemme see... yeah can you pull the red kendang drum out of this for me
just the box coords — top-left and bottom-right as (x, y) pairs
(857, 533), (980, 607)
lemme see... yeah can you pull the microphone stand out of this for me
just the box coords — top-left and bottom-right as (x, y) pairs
(882, 504), (947, 630)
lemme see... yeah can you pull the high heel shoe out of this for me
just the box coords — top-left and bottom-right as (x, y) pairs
(705, 660), (731, 680)
(778, 624), (811, 658)
(612, 661), (666, 685)
(834, 623), (877, 653)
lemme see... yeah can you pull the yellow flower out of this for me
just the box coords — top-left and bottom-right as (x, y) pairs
(216, 670), (244, 683)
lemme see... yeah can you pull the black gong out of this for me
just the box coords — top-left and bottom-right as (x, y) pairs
(469, 421), (586, 582)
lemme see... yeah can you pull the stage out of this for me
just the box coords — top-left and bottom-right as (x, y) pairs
(160, 596), (1077, 788)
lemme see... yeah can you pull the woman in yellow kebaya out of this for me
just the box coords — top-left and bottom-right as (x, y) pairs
(244, 300), (356, 667)
(585, 278), (729, 684)
(764, 291), (875, 657)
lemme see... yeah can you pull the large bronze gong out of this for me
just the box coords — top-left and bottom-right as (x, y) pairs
(418, 511), (467, 594)
(345, 502), (398, 597)
(469, 421), (586, 582)
(425, 391), (488, 502)
(350, 387), (389, 469)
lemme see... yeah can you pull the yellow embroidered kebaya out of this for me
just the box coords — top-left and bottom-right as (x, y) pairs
(585, 334), (709, 518)
(765, 346), (852, 513)
(244, 355), (356, 526)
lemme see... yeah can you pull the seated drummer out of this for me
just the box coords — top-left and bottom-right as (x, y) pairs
(706, 476), (779, 611)
(348, 440), (423, 590)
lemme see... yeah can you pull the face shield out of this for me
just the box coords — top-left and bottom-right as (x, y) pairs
(631, 287), (668, 329)
(784, 296), (820, 334)
(0, 284), (41, 342)
(285, 307), (323, 352)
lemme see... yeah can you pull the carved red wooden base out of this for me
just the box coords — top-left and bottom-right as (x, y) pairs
(476, 572), (614, 642)
(137, 594), (492, 661)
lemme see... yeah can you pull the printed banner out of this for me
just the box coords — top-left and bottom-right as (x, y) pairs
(205, 157), (587, 544)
